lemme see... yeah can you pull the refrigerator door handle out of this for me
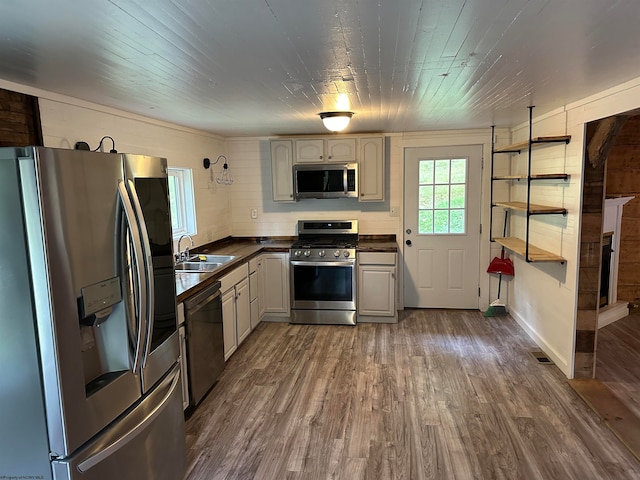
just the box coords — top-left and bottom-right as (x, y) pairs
(117, 181), (147, 375)
(125, 179), (156, 365)
(76, 368), (181, 473)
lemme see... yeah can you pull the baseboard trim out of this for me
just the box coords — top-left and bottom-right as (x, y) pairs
(598, 301), (629, 329)
(509, 308), (571, 377)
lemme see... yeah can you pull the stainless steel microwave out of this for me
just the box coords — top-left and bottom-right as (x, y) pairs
(293, 163), (358, 199)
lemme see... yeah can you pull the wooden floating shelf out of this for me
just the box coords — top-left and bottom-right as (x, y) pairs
(493, 237), (566, 263)
(493, 201), (567, 215)
(492, 173), (570, 181)
(493, 135), (572, 154)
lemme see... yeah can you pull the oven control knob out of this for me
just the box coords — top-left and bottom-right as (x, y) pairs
(304, 250), (311, 257)
(343, 251), (351, 258)
(294, 250), (302, 257)
(318, 250), (326, 257)
(333, 250), (341, 258)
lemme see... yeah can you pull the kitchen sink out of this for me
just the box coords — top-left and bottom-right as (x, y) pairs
(174, 261), (223, 272)
(175, 254), (236, 273)
(187, 254), (236, 264)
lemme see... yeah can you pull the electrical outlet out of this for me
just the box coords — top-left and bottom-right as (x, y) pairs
(206, 229), (213, 241)
(390, 206), (399, 217)
(251, 208), (258, 219)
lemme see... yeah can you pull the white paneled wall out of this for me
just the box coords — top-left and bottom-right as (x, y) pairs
(30, 91), (231, 251)
(504, 109), (580, 376)
(506, 76), (640, 378)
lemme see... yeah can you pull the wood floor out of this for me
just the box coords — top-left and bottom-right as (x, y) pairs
(185, 310), (640, 479)
(597, 311), (640, 420)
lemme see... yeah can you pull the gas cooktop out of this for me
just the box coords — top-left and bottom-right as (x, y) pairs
(291, 219), (359, 260)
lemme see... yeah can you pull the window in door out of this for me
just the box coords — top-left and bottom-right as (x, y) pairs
(418, 158), (467, 234)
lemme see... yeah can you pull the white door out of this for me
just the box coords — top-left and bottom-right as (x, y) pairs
(403, 145), (482, 308)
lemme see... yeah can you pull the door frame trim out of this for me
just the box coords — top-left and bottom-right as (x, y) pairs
(394, 130), (499, 312)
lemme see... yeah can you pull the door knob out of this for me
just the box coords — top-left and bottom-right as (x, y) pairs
(406, 240), (412, 246)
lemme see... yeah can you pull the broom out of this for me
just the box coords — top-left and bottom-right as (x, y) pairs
(485, 211), (513, 317)
(485, 273), (508, 317)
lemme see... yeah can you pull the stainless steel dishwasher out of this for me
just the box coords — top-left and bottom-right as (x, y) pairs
(183, 280), (224, 406)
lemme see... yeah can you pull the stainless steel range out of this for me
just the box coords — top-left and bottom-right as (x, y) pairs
(290, 220), (358, 326)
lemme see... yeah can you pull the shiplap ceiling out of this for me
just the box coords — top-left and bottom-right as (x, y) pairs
(1, 0), (639, 136)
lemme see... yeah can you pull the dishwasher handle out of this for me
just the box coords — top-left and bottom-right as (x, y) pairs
(184, 281), (221, 314)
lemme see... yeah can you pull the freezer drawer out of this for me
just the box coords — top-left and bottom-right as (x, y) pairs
(51, 365), (186, 480)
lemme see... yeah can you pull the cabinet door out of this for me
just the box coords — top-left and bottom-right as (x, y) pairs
(327, 138), (356, 162)
(250, 299), (259, 330)
(221, 288), (237, 360)
(358, 266), (395, 316)
(271, 140), (294, 202)
(257, 258), (266, 320)
(263, 253), (290, 315)
(236, 278), (251, 345)
(249, 270), (258, 302)
(359, 136), (384, 202)
(295, 139), (324, 163)
(178, 325), (189, 410)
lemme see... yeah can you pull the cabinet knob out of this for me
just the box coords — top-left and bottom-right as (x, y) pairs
(328, 155), (332, 159)
(319, 155), (323, 160)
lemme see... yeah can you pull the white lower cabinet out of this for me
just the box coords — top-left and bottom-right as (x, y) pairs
(262, 253), (290, 316)
(220, 263), (250, 361)
(249, 256), (265, 329)
(221, 288), (237, 360)
(357, 252), (397, 321)
(235, 278), (251, 343)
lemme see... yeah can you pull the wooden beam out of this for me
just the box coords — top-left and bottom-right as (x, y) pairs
(587, 116), (627, 168)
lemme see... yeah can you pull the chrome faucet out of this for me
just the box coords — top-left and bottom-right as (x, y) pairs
(177, 234), (194, 262)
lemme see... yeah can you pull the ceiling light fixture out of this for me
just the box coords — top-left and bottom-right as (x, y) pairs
(319, 111), (354, 132)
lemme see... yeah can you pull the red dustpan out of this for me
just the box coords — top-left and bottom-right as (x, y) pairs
(487, 249), (514, 276)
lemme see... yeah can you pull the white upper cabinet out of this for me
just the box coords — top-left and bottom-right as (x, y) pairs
(270, 140), (294, 202)
(359, 137), (384, 202)
(271, 135), (385, 202)
(295, 139), (324, 163)
(326, 138), (356, 163)
(295, 138), (356, 163)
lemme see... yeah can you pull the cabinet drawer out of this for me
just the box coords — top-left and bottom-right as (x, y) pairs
(358, 252), (396, 265)
(220, 263), (249, 292)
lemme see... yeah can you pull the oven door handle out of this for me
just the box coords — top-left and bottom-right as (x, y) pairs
(291, 260), (355, 267)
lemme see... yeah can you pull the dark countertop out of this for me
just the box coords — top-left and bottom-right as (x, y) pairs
(175, 236), (398, 302)
(175, 239), (291, 302)
(357, 240), (399, 252)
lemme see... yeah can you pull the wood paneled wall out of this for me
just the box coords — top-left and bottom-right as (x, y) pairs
(0, 88), (43, 146)
(574, 120), (606, 378)
(606, 115), (640, 303)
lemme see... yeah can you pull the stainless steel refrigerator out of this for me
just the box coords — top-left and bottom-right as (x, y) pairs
(0, 147), (186, 479)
